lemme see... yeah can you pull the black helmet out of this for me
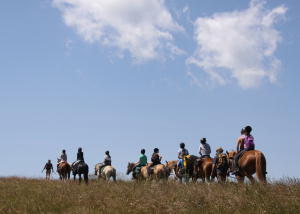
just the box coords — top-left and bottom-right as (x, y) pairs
(105, 150), (109, 155)
(180, 142), (185, 148)
(245, 126), (252, 134)
(241, 127), (246, 134)
(78, 147), (82, 151)
(141, 149), (145, 154)
(200, 138), (206, 144)
(154, 148), (159, 153)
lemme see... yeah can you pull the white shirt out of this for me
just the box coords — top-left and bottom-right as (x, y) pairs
(178, 149), (189, 159)
(61, 154), (67, 162)
(104, 155), (111, 162)
(199, 143), (211, 156)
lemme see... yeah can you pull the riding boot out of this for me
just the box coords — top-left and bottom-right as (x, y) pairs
(232, 159), (239, 174)
(56, 164), (59, 172)
(132, 172), (136, 179)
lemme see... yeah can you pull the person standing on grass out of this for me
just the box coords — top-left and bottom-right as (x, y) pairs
(131, 149), (148, 179)
(211, 147), (229, 182)
(42, 160), (54, 180)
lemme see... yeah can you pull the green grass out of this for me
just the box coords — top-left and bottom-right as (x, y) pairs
(0, 176), (299, 213)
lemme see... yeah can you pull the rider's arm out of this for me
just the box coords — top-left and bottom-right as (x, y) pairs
(158, 154), (162, 160)
(135, 159), (141, 166)
(211, 164), (216, 176)
(178, 153), (180, 159)
(236, 137), (243, 152)
(199, 146), (202, 155)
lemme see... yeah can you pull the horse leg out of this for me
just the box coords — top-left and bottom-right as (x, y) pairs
(84, 173), (88, 185)
(245, 173), (255, 184)
(73, 174), (76, 180)
(235, 175), (245, 183)
(79, 174), (82, 184)
(113, 169), (117, 184)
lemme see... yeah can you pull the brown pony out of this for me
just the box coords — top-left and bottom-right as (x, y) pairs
(126, 162), (167, 182)
(165, 160), (178, 180)
(57, 159), (71, 181)
(149, 164), (168, 182)
(193, 158), (213, 182)
(227, 150), (267, 183)
(126, 162), (149, 182)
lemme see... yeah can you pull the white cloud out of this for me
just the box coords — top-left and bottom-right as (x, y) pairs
(186, 0), (287, 89)
(65, 38), (74, 48)
(183, 5), (189, 14)
(76, 69), (83, 75)
(53, 0), (185, 64)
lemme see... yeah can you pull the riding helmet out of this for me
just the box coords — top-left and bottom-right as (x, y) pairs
(180, 142), (185, 148)
(200, 138), (206, 144)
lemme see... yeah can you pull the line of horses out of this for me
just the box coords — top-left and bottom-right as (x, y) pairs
(56, 159), (117, 185)
(56, 149), (267, 184)
(127, 149), (267, 183)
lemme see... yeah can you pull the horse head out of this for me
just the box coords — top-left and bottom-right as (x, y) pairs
(126, 162), (134, 175)
(226, 150), (237, 172)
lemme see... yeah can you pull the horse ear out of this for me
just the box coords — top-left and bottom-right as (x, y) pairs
(165, 160), (168, 164)
(226, 150), (229, 155)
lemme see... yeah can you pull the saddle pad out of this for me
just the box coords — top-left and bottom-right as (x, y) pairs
(101, 166), (106, 173)
(134, 166), (143, 174)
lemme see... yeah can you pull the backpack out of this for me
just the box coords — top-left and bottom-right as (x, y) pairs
(183, 155), (192, 168)
(45, 163), (52, 170)
(151, 153), (159, 162)
(217, 154), (229, 171)
(244, 135), (255, 150)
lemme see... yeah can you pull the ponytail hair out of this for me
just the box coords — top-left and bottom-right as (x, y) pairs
(105, 150), (111, 158)
(181, 148), (186, 156)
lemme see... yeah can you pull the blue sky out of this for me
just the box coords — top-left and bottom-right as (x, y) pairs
(1, 0), (300, 180)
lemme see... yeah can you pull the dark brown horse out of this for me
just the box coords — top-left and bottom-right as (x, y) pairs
(57, 159), (71, 181)
(227, 150), (267, 183)
(193, 158), (213, 182)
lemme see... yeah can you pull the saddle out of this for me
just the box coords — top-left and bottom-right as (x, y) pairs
(134, 166), (144, 174)
(148, 166), (156, 175)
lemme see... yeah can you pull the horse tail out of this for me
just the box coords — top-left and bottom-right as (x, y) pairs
(113, 167), (117, 183)
(255, 151), (266, 182)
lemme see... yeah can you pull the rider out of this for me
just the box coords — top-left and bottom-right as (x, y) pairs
(211, 147), (228, 182)
(147, 148), (162, 178)
(175, 142), (189, 177)
(42, 160), (54, 179)
(57, 150), (67, 172)
(72, 147), (85, 169)
(132, 149), (147, 179)
(98, 151), (112, 176)
(232, 126), (255, 174)
(199, 138), (211, 158)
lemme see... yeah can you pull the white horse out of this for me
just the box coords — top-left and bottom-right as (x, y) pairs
(95, 163), (117, 184)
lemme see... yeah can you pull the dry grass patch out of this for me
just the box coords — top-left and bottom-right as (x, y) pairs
(0, 177), (299, 213)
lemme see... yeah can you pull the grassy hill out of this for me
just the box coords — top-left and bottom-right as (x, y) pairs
(0, 176), (299, 213)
